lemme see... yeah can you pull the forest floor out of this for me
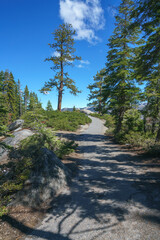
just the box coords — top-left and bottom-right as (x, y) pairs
(1, 117), (160, 240)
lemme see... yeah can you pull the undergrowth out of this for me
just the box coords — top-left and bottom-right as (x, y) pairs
(0, 121), (77, 217)
(22, 110), (91, 131)
(91, 112), (160, 156)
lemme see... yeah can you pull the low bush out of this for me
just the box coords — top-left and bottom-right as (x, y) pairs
(115, 130), (160, 156)
(22, 110), (91, 131)
(147, 143), (160, 157)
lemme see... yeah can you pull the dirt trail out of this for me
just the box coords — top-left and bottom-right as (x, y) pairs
(25, 116), (160, 240)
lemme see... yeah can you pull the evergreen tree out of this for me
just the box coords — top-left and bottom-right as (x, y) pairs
(3, 71), (16, 121)
(28, 92), (42, 111)
(40, 23), (81, 111)
(24, 85), (29, 112)
(15, 79), (23, 118)
(103, 0), (141, 133)
(132, 0), (160, 77)
(88, 68), (106, 114)
(46, 100), (53, 111)
(132, 0), (160, 141)
(0, 71), (8, 126)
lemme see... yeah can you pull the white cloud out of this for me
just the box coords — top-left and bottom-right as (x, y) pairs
(60, 0), (105, 43)
(77, 64), (84, 68)
(81, 60), (90, 64)
(77, 59), (90, 68)
(52, 51), (60, 57)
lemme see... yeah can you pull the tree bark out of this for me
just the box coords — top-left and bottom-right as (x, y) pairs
(57, 43), (64, 111)
(116, 108), (124, 134)
(57, 82), (63, 111)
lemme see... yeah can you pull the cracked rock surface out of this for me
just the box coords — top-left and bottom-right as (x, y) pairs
(25, 116), (160, 240)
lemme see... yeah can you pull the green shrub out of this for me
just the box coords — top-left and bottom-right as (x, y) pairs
(22, 110), (91, 131)
(122, 109), (143, 133)
(104, 115), (115, 128)
(20, 122), (77, 159)
(21, 109), (47, 128)
(0, 125), (8, 136)
(147, 143), (160, 157)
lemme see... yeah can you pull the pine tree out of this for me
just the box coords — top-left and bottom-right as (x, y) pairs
(103, 0), (141, 133)
(46, 100), (53, 111)
(132, 0), (160, 141)
(88, 68), (106, 114)
(15, 79), (23, 118)
(0, 71), (8, 126)
(40, 23), (81, 111)
(28, 92), (42, 111)
(24, 85), (29, 112)
(132, 0), (160, 77)
(3, 71), (16, 121)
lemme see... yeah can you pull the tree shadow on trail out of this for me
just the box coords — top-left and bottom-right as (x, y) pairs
(2, 131), (160, 239)
(2, 214), (72, 240)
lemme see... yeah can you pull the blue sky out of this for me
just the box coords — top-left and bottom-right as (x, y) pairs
(0, 0), (121, 110)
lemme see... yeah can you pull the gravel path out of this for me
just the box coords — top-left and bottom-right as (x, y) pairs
(25, 117), (160, 240)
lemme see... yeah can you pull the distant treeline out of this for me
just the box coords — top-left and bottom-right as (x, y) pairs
(0, 70), (42, 126)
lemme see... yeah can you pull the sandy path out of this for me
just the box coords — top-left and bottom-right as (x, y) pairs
(25, 116), (160, 240)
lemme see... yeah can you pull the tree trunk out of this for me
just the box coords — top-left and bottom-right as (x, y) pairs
(57, 45), (64, 111)
(57, 82), (63, 111)
(116, 108), (124, 134)
(143, 115), (147, 133)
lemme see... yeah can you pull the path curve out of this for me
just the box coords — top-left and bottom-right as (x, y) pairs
(26, 117), (160, 240)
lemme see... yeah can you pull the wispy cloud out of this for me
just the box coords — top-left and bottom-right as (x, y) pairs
(77, 59), (90, 68)
(77, 64), (84, 68)
(60, 0), (105, 43)
(107, 5), (117, 17)
(81, 60), (90, 65)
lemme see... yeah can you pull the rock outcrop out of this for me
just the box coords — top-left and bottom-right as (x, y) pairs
(8, 119), (24, 131)
(14, 148), (70, 208)
(0, 129), (33, 162)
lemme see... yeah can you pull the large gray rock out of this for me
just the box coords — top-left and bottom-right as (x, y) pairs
(14, 148), (70, 207)
(0, 129), (33, 162)
(3, 129), (33, 147)
(8, 119), (24, 131)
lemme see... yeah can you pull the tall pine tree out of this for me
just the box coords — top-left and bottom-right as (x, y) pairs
(103, 0), (141, 133)
(40, 23), (81, 111)
(132, 0), (160, 141)
(3, 71), (16, 121)
(24, 85), (29, 112)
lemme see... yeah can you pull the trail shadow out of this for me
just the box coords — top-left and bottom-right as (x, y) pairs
(2, 130), (160, 239)
(2, 215), (72, 240)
